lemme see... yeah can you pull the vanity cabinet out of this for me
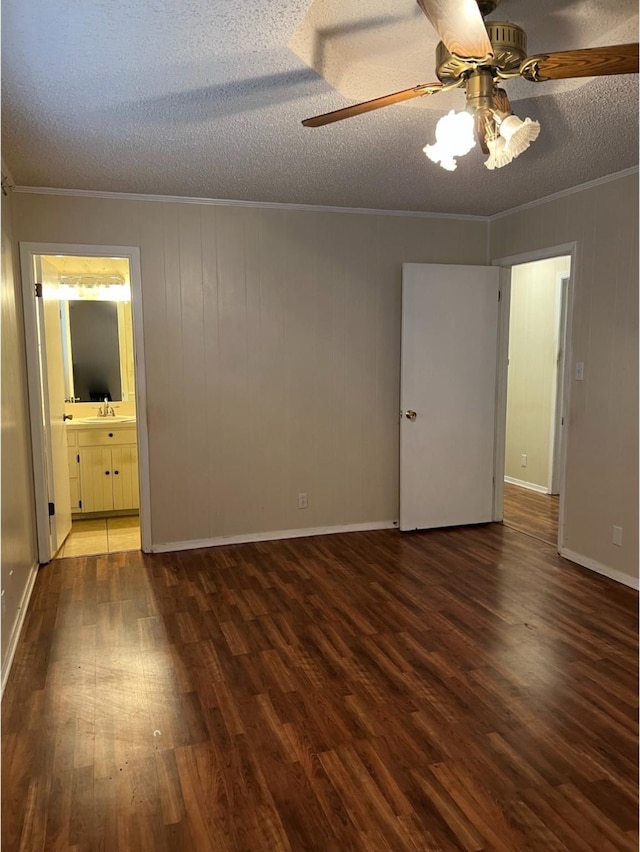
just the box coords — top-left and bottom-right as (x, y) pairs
(80, 445), (139, 512)
(67, 424), (139, 514)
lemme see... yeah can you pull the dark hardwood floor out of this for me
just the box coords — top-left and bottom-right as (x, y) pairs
(2, 524), (638, 851)
(503, 483), (560, 545)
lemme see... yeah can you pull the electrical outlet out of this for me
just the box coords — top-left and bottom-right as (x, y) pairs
(520, 454), (527, 467)
(298, 492), (308, 509)
(575, 361), (584, 381)
(612, 525), (623, 547)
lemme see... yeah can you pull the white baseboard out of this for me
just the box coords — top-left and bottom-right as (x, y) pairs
(1, 560), (39, 697)
(561, 548), (639, 590)
(504, 476), (549, 494)
(151, 520), (398, 554)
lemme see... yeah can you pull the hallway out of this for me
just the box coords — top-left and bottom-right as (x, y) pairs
(503, 482), (559, 546)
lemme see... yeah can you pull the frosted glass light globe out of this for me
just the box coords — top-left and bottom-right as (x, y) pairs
(499, 115), (540, 157)
(423, 110), (476, 171)
(484, 136), (514, 170)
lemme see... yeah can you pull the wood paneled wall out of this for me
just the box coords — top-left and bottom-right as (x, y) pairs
(1, 183), (38, 678)
(12, 194), (488, 547)
(491, 172), (639, 584)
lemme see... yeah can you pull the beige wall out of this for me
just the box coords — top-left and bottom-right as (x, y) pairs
(491, 172), (639, 583)
(505, 256), (570, 490)
(1, 183), (38, 677)
(11, 175), (636, 584)
(12, 193), (488, 546)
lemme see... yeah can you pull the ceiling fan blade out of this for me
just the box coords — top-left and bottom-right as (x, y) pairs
(522, 43), (639, 81)
(416, 0), (493, 59)
(302, 83), (442, 127)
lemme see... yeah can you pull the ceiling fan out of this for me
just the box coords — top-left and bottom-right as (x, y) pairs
(301, 0), (639, 170)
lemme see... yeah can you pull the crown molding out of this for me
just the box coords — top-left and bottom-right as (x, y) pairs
(1, 160), (16, 194)
(13, 165), (638, 221)
(10, 185), (488, 222)
(489, 166), (639, 221)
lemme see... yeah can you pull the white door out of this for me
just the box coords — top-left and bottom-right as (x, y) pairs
(400, 263), (500, 531)
(37, 256), (73, 555)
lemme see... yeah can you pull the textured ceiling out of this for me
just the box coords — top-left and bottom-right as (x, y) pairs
(2, 0), (638, 216)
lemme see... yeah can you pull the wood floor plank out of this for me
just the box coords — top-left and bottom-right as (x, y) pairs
(503, 482), (559, 544)
(2, 525), (637, 850)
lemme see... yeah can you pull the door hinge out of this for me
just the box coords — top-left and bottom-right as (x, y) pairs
(35, 282), (43, 298)
(79, 500), (82, 509)
(77, 454), (80, 463)
(561, 416), (564, 426)
(498, 290), (501, 302)
(48, 501), (55, 516)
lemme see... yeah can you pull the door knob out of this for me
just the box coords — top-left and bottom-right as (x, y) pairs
(63, 413), (73, 421)
(405, 410), (417, 421)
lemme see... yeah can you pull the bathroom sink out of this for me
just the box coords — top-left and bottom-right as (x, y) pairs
(78, 415), (136, 424)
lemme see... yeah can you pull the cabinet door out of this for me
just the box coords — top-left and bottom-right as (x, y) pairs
(79, 447), (114, 513)
(67, 447), (81, 511)
(111, 446), (139, 511)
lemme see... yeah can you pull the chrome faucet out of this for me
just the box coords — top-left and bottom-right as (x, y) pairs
(99, 397), (115, 417)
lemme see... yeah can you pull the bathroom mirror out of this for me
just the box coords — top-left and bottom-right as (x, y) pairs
(61, 299), (135, 403)
(68, 301), (122, 401)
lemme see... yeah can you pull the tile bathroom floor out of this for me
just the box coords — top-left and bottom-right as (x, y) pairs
(57, 515), (140, 558)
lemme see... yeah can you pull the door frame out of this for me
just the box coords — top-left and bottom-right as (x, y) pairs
(549, 274), (570, 495)
(491, 242), (577, 553)
(19, 242), (152, 559)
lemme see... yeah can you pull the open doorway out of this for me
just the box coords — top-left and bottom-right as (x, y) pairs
(502, 255), (571, 545)
(20, 244), (150, 562)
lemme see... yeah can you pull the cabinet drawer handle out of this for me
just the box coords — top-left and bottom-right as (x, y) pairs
(114, 470), (119, 475)
(105, 471), (110, 475)
(108, 433), (114, 438)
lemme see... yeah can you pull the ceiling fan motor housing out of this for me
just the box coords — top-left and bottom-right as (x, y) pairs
(435, 21), (528, 84)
